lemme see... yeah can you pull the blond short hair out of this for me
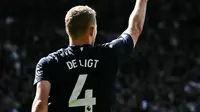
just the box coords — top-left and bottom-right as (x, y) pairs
(65, 5), (96, 38)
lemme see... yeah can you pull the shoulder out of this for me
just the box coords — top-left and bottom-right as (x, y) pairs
(95, 43), (113, 48)
(96, 33), (133, 48)
(37, 48), (66, 65)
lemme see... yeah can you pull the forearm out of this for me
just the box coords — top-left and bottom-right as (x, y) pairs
(32, 100), (48, 112)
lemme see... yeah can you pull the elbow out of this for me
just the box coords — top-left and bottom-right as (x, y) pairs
(32, 100), (47, 112)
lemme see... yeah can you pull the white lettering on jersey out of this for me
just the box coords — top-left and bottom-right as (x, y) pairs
(87, 59), (93, 68)
(72, 59), (78, 68)
(93, 60), (99, 68)
(66, 59), (78, 70)
(66, 61), (73, 70)
(66, 59), (99, 70)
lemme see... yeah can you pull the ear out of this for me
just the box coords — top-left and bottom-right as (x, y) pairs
(89, 25), (95, 37)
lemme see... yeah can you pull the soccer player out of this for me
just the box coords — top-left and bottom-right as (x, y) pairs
(32, 0), (148, 112)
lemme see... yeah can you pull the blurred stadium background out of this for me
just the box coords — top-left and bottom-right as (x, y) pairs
(0, 0), (200, 112)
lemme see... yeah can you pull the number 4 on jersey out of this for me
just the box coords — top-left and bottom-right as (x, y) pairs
(69, 74), (96, 112)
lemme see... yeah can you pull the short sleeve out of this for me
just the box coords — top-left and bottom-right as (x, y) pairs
(33, 57), (52, 86)
(106, 33), (134, 64)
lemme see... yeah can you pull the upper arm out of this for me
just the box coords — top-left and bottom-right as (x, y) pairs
(35, 81), (51, 101)
(32, 81), (50, 112)
(123, 27), (141, 47)
(34, 57), (52, 86)
(105, 33), (134, 64)
(32, 57), (53, 112)
(123, 0), (148, 46)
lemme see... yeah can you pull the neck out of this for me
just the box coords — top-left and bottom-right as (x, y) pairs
(69, 36), (93, 46)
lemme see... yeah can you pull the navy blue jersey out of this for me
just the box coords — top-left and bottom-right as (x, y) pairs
(33, 33), (134, 112)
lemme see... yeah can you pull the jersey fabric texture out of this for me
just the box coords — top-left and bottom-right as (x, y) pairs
(33, 33), (134, 112)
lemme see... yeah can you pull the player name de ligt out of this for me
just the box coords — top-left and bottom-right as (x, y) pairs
(66, 59), (99, 70)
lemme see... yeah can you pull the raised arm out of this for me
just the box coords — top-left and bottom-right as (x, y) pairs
(124, 0), (148, 47)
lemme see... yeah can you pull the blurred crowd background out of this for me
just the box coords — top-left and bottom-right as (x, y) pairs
(0, 0), (200, 112)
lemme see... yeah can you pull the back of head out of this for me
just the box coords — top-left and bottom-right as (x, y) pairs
(65, 5), (96, 39)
